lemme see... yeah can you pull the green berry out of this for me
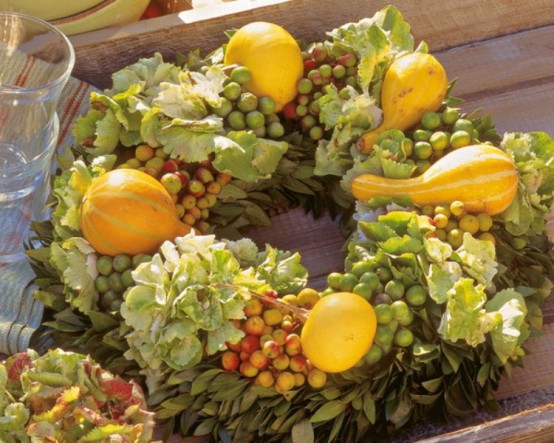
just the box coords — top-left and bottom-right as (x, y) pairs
(458, 214), (480, 234)
(353, 282), (373, 301)
(227, 110), (246, 130)
(297, 78), (313, 95)
(477, 213), (493, 232)
(405, 285), (427, 307)
(394, 328), (414, 347)
(429, 131), (449, 151)
(374, 303), (394, 324)
(384, 280), (405, 301)
(237, 93), (258, 112)
(319, 64), (333, 78)
(267, 122), (285, 139)
(96, 256), (113, 276)
(364, 346), (383, 365)
(213, 97), (233, 117)
(108, 273), (125, 293)
(121, 269), (135, 288)
(453, 118), (474, 133)
(113, 254), (132, 273)
(309, 125), (323, 140)
(374, 325), (394, 349)
(447, 228), (464, 248)
(230, 66), (252, 85)
(132, 253), (152, 267)
(327, 272), (342, 290)
(442, 107), (460, 125)
(421, 112), (441, 130)
(332, 64), (346, 79)
(223, 82), (242, 101)
(359, 272), (382, 292)
(95, 275), (110, 294)
(257, 96), (276, 115)
(413, 129), (431, 141)
(245, 110), (265, 129)
(450, 130), (472, 149)
(339, 273), (358, 292)
(414, 141), (433, 159)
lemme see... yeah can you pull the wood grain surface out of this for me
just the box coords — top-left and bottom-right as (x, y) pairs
(69, 0), (554, 88)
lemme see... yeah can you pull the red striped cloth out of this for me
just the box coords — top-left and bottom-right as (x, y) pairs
(0, 74), (96, 355)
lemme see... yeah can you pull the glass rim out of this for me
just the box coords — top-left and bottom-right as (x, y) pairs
(0, 11), (75, 94)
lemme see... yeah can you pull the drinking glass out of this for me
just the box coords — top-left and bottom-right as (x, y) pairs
(0, 12), (74, 263)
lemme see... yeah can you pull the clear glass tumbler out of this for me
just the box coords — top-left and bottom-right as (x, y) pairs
(0, 12), (74, 263)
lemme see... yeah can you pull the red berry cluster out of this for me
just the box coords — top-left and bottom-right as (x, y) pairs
(282, 42), (359, 141)
(221, 290), (328, 393)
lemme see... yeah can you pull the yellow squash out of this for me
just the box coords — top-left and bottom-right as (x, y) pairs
(351, 145), (518, 215)
(80, 169), (193, 256)
(224, 21), (303, 112)
(357, 52), (448, 154)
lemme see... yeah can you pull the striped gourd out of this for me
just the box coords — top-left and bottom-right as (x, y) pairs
(350, 145), (518, 215)
(80, 169), (192, 256)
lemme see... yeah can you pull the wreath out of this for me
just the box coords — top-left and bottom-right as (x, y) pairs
(5, 5), (554, 442)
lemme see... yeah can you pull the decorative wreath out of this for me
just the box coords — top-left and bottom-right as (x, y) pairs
(4, 5), (554, 442)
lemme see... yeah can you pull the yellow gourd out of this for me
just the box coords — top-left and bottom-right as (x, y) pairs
(300, 292), (377, 373)
(351, 145), (518, 215)
(80, 169), (193, 256)
(223, 21), (303, 112)
(357, 52), (448, 154)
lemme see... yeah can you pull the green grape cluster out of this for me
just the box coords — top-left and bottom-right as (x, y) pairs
(373, 107), (499, 177)
(94, 253), (151, 312)
(421, 200), (495, 248)
(324, 261), (421, 367)
(407, 107), (497, 173)
(282, 42), (360, 141)
(212, 65), (286, 139)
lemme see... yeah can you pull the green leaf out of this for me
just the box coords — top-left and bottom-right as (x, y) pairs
(87, 311), (119, 331)
(362, 391), (376, 424)
(310, 401), (346, 423)
(292, 419), (314, 443)
(190, 369), (222, 396)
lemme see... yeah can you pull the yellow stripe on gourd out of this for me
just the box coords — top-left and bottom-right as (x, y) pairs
(350, 145), (518, 215)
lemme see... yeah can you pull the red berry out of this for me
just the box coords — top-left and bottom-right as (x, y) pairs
(221, 350), (240, 371)
(282, 102), (299, 120)
(241, 335), (260, 354)
(174, 170), (190, 186)
(163, 159), (179, 173)
(304, 59), (318, 71)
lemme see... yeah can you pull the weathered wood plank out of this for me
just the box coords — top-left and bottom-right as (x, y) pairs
(435, 24), (554, 100)
(69, 0), (554, 88)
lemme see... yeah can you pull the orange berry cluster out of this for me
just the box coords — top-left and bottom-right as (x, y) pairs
(221, 289), (327, 393)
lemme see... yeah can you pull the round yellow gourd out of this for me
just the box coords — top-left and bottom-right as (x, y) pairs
(300, 292), (377, 373)
(223, 21), (303, 112)
(80, 169), (192, 256)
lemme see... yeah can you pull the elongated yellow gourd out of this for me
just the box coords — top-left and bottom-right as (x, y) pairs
(357, 52), (448, 154)
(351, 145), (518, 215)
